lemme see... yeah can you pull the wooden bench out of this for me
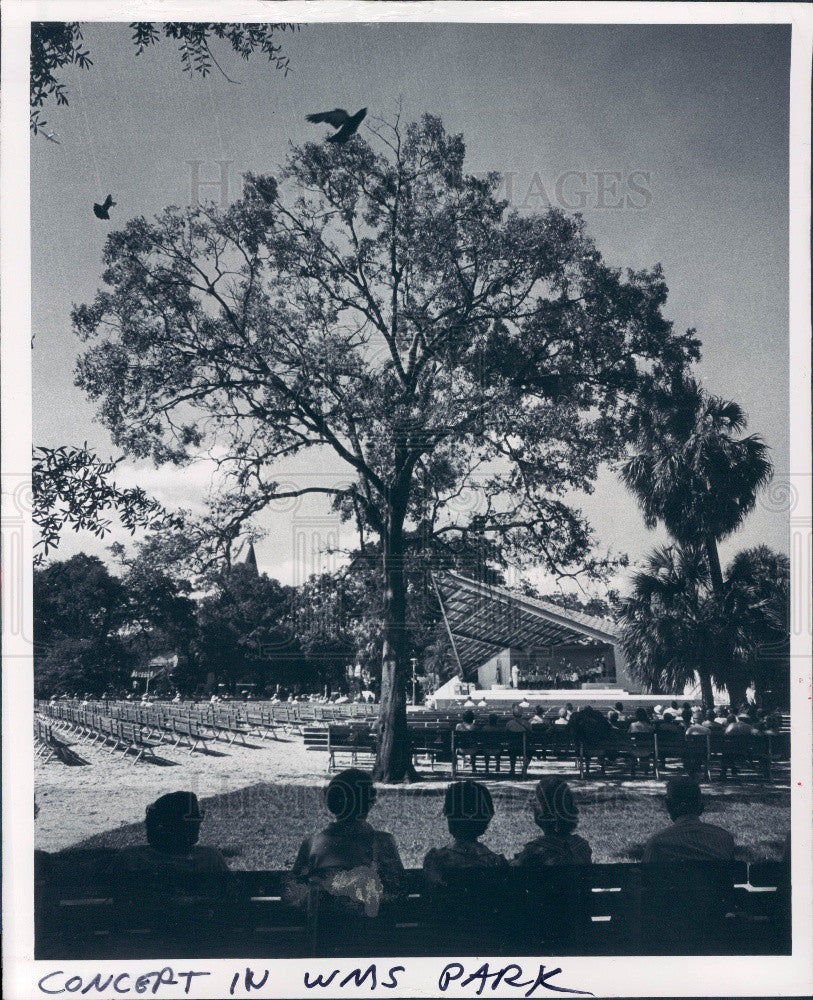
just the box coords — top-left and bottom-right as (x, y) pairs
(452, 729), (528, 777)
(35, 851), (790, 959)
(34, 718), (59, 763)
(169, 718), (210, 754)
(327, 725), (377, 771)
(410, 726), (453, 771)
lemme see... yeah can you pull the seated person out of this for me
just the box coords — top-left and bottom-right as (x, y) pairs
(529, 708), (547, 726)
(286, 769), (404, 919)
(514, 777), (592, 867)
(629, 707), (653, 733)
(721, 713), (759, 779)
(703, 708), (724, 732)
(505, 704), (532, 777)
(423, 780), (507, 887)
(725, 713), (757, 736)
(455, 709), (482, 772)
(641, 778), (735, 954)
(680, 702), (693, 726)
(553, 707), (570, 726)
(642, 777), (735, 864)
(626, 708), (656, 776)
(569, 705), (616, 775)
(513, 778), (592, 950)
(713, 706), (731, 727)
(423, 781), (508, 946)
(685, 707), (708, 734)
(656, 713), (684, 736)
(119, 791), (228, 874)
(612, 701), (627, 723)
(683, 708), (711, 776)
(662, 701), (680, 720)
(455, 710), (476, 732)
(657, 715), (685, 767)
(115, 792), (229, 937)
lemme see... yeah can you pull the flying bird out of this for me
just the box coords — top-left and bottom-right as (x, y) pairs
(93, 195), (116, 220)
(306, 107), (367, 144)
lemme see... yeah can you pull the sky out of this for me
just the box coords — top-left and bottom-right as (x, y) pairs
(31, 21), (791, 594)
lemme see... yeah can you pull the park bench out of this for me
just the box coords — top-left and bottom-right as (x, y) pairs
(528, 725), (579, 765)
(169, 717), (210, 754)
(409, 725), (453, 771)
(606, 732), (657, 779)
(243, 710), (282, 741)
(708, 732), (775, 781)
(327, 725), (377, 770)
(198, 713), (252, 746)
(109, 721), (162, 764)
(34, 718), (60, 763)
(35, 850), (790, 960)
(303, 725), (330, 753)
(452, 728), (528, 777)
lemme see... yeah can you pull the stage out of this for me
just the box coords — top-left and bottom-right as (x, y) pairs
(425, 680), (690, 711)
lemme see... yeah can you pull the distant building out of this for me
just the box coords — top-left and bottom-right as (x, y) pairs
(241, 540), (259, 576)
(131, 653), (179, 693)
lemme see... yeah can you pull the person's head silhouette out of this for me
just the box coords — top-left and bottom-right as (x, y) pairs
(533, 777), (579, 836)
(664, 777), (704, 821)
(145, 791), (203, 854)
(325, 768), (376, 823)
(444, 780), (495, 842)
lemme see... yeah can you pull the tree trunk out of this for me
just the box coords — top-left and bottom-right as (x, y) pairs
(372, 503), (418, 783)
(698, 668), (714, 710)
(705, 533), (725, 598)
(704, 532), (742, 707)
(726, 675), (749, 713)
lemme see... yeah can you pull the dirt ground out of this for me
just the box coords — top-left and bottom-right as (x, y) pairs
(35, 727), (326, 852)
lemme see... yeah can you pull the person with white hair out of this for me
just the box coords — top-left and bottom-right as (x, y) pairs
(685, 707), (708, 735)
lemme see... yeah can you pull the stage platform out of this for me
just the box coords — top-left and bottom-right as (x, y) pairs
(425, 687), (689, 711)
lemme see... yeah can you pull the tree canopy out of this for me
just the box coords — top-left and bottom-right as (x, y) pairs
(621, 374), (772, 591)
(30, 21), (297, 135)
(618, 541), (790, 708)
(32, 444), (177, 566)
(617, 544), (718, 706)
(72, 114), (700, 778)
(34, 553), (133, 696)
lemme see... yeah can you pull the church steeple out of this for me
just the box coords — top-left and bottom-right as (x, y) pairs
(242, 540), (259, 576)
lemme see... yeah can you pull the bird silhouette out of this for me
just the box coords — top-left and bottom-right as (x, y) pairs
(93, 195), (116, 220)
(306, 107), (367, 144)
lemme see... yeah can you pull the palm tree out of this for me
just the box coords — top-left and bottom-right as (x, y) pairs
(621, 376), (772, 706)
(618, 544), (717, 706)
(725, 545), (790, 708)
(622, 376), (772, 593)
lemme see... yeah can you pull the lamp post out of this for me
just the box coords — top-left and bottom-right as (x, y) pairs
(410, 657), (418, 706)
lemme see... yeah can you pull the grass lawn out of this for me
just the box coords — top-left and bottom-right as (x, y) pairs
(71, 780), (789, 870)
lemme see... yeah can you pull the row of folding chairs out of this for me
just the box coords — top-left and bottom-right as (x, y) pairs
(34, 718), (60, 763)
(110, 704), (260, 746)
(42, 706), (163, 765)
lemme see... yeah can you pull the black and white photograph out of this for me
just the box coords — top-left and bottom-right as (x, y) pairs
(3, 3), (812, 998)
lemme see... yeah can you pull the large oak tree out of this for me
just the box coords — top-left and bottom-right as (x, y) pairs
(74, 114), (698, 780)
